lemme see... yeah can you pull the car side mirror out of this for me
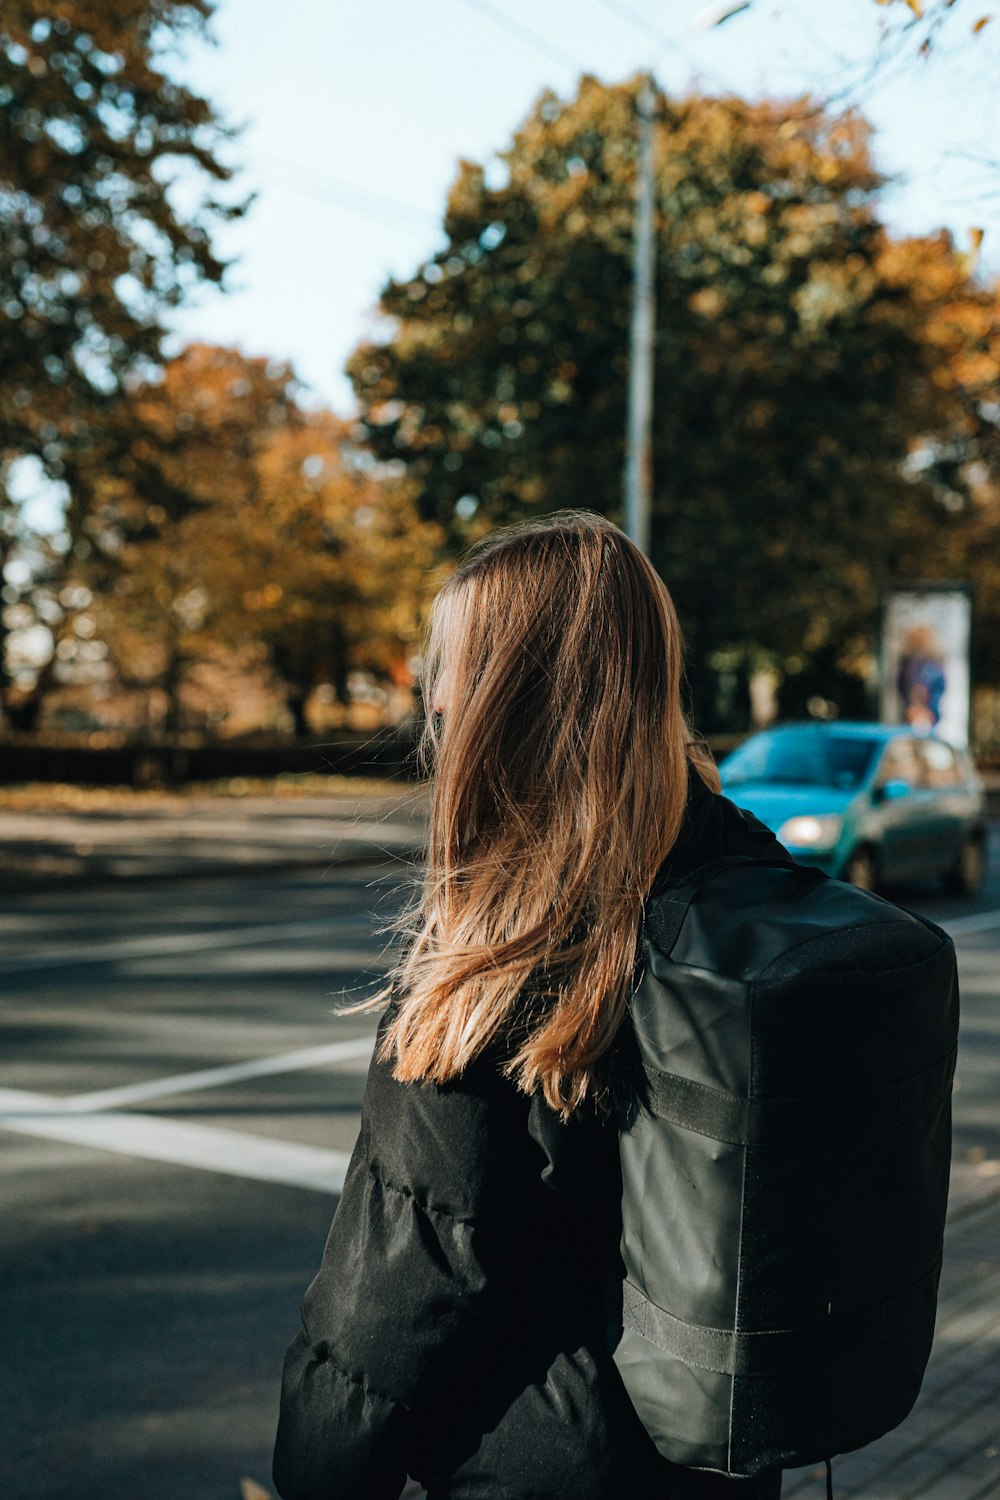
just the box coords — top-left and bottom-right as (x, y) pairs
(874, 778), (911, 803)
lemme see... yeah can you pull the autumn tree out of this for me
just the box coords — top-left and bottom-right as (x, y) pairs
(75, 345), (294, 734)
(875, 232), (1000, 687)
(242, 409), (439, 737)
(0, 0), (241, 721)
(0, 494), (83, 731)
(349, 76), (1000, 728)
(78, 345), (438, 738)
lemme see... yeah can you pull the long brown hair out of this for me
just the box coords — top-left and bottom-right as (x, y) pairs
(377, 510), (707, 1117)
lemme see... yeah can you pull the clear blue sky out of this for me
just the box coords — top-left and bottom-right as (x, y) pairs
(167, 0), (999, 415)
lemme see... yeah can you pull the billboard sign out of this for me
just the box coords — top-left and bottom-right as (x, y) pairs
(879, 584), (971, 748)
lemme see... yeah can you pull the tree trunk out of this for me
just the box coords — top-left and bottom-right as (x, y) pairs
(682, 650), (719, 735)
(160, 640), (187, 784)
(162, 651), (183, 737)
(287, 687), (311, 741)
(0, 484), (16, 729)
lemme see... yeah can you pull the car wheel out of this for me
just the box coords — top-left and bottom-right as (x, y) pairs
(843, 845), (879, 892)
(944, 834), (987, 899)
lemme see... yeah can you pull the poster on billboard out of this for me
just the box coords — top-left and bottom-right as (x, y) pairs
(879, 584), (971, 747)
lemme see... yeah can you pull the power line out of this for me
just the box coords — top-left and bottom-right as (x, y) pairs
(593, 0), (680, 50)
(249, 7), (757, 246)
(257, 0), (588, 230)
(451, 0), (583, 72)
(590, 0), (742, 92)
(255, 154), (441, 228)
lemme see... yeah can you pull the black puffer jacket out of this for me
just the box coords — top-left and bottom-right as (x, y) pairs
(272, 768), (790, 1500)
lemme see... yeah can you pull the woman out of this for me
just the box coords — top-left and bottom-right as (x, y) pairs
(273, 512), (785, 1499)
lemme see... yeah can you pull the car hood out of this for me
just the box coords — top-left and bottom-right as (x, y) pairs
(720, 781), (857, 833)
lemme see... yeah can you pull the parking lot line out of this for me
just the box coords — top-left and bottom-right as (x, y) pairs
(942, 908), (1000, 938)
(0, 919), (391, 974)
(1, 917), (992, 1199)
(58, 1034), (378, 1112)
(0, 1086), (352, 1193)
(3, 905), (996, 976)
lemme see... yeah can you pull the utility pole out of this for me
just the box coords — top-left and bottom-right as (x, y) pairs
(621, 9), (751, 555)
(623, 74), (656, 558)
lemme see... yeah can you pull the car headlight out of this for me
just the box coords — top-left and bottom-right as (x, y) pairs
(777, 814), (843, 850)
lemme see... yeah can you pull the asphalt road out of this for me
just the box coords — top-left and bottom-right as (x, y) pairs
(1, 856), (412, 1500)
(2, 838), (999, 1500)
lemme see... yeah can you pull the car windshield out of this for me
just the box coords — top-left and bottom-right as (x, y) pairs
(721, 731), (880, 790)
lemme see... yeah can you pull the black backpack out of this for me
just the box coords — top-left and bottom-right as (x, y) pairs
(611, 854), (959, 1479)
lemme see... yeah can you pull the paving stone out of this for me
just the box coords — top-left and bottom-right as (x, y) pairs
(903, 1439), (1000, 1500)
(780, 1195), (1000, 1499)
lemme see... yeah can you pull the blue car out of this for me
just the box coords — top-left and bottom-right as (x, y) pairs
(718, 721), (988, 895)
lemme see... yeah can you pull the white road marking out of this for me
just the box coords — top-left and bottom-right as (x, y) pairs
(0, 1087), (351, 1194)
(0, 919), (393, 975)
(58, 1034), (378, 1112)
(942, 908), (1000, 937)
(1, 896), (993, 1195)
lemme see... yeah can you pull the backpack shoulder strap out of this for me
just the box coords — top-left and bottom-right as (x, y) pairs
(643, 854), (822, 958)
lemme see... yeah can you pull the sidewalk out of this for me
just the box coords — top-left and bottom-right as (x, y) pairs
(784, 1190), (1000, 1499)
(0, 781), (429, 890)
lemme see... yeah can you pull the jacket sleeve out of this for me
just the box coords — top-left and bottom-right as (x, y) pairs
(271, 1322), (411, 1500)
(271, 1013), (541, 1500)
